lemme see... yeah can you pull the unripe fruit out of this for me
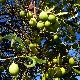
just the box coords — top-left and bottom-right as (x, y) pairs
(69, 57), (75, 65)
(48, 14), (56, 23)
(0, 0), (6, 4)
(27, 11), (33, 19)
(39, 11), (48, 20)
(48, 68), (55, 78)
(54, 67), (62, 77)
(9, 62), (19, 76)
(29, 43), (36, 48)
(54, 34), (58, 40)
(53, 59), (57, 63)
(0, 35), (2, 42)
(20, 10), (25, 17)
(29, 18), (37, 26)
(60, 67), (66, 75)
(48, 20), (59, 32)
(37, 21), (44, 29)
(45, 21), (51, 27)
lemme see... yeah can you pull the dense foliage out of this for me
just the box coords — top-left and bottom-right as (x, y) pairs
(0, 0), (80, 80)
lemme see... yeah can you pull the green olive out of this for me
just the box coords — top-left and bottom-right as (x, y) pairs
(39, 11), (48, 21)
(9, 62), (19, 76)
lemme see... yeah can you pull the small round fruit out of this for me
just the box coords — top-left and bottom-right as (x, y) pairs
(53, 59), (57, 63)
(0, 0), (6, 4)
(29, 43), (36, 48)
(37, 21), (44, 29)
(9, 62), (19, 76)
(69, 57), (75, 65)
(20, 10), (25, 17)
(48, 68), (55, 78)
(60, 67), (66, 75)
(27, 11), (33, 19)
(54, 34), (58, 40)
(29, 18), (37, 26)
(45, 21), (51, 27)
(49, 20), (59, 32)
(39, 11), (48, 20)
(48, 14), (56, 23)
(54, 67), (62, 77)
(0, 35), (2, 42)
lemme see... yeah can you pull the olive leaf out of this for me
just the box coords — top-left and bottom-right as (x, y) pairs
(15, 37), (26, 50)
(18, 55), (46, 68)
(24, 56), (46, 68)
(72, 67), (80, 74)
(32, 56), (46, 64)
(3, 33), (26, 50)
(57, 53), (62, 65)
(56, 12), (68, 16)
(11, 33), (17, 47)
(23, 56), (36, 68)
(3, 33), (17, 47)
(3, 33), (13, 40)
(73, 4), (80, 7)
(42, 73), (46, 80)
(45, 6), (55, 13)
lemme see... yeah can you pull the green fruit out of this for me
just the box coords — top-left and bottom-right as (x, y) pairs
(0, 35), (2, 42)
(39, 11), (48, 21)
(49, 20), (59, 32)
(54, 67), (62, 77)
(48, 68), (55, 78)
(9, 62), (19, 76)
(54, 35), (58, 40)
(0, 0), (6, 4)
(45, 21), (51, 27)
(53, 20), (59, 29)
(48, 14), (56, 23)
(53, 59), (57, 63)
(29, 43), (36, 48)
(27, 11), (33, 19)
(20, 10), (25, 17)
(29, 18), (37, 26)
(60, 67), (66, 75)
(37, 21), (44, 29)
(69, 57), (75, 65)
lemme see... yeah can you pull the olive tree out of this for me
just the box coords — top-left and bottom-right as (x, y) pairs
(0, 0), (80, 80)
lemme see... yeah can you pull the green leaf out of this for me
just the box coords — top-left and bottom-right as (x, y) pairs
(15, 37), (26, 50)
(53, 78), (61, 80)
(11, 33), (17, 47)
(56, 12), (68, 16)
(11, 39), (15, 47)
(18, 55), (46, 68)
(45, 6), (55, 13)
(32, 56), (46, 64)
(73, 4), (80, 7)
(42, 73), (46, 80)
(3, 33), (13, 40)
(72, 67), (80, 74)
(23, 56), (36, 68)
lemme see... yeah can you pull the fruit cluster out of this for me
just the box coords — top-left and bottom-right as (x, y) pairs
(19, 10), (60, 32)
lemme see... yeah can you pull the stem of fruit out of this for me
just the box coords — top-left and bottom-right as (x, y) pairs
(33, 0), (37, 18)
(57, 53), (60, 66)
(13, 76), (17, 80)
